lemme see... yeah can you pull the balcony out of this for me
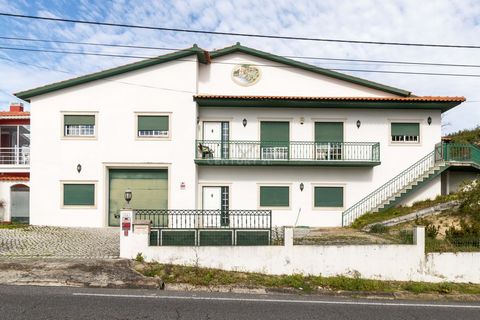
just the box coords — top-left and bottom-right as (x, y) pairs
(195, 140), (380, 166)
(0, 147), (30, 166)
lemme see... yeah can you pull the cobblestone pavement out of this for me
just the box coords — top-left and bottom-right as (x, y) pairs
(0, 226), (119, 258)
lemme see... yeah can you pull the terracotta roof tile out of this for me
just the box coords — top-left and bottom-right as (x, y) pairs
(0, 175), (29, 181)
(0, 111), (30, 117)
(194, 95), (466, 102)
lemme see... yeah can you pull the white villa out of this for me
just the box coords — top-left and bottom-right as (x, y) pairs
(14, 43), (478, 228)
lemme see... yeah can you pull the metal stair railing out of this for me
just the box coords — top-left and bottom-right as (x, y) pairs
(342, 142), (480, 226)
(342, 150), (438, 226)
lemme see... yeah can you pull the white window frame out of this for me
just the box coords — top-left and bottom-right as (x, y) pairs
(257, 183), (292, 210)
(135, 112), (172, 140)
(311, 183), (346, 211)
(60, 180), (97, 209)
(389, 120), (422, 146)
(61, 112), (98, 140)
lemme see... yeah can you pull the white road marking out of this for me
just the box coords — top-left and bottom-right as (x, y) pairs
(72, 292), (480, 309)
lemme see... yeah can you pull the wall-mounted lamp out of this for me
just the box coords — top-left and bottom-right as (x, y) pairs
(76, 164), (82, 173)
(356, 120), (361, 129)
(196, 116), (200, 124)
(242, 118), (248, 127)
(300, 117), (305, 125)
(124, 188), (132, 207)
(427, 116), (432, 125)
(299, 183), (304, 192)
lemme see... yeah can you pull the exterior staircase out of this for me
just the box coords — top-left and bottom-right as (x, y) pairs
(342, 142), (480, 226)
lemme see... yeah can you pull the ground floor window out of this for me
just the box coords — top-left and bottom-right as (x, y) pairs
(63, 183), (95, 206)
(314, 186), (344, 208)
(259, 186), (289, 207)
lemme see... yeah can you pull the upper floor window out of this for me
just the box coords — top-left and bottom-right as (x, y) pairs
(391, 123), (420, 143)
(137, 115), (169, 138)
(64, 115), (95, 137)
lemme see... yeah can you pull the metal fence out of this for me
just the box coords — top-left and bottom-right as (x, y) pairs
(196, 140), (380, 163)
(0, 147), (30, 165)
(133, 209), (272, 246)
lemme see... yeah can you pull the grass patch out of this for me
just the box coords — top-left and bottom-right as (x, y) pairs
(351, 194), (458, 229)
(138, 263), (480, 295)
(0, 223), (29, 229)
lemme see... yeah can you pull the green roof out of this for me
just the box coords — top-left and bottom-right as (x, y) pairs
(209, 43), (411, 97)
(15, 45), (209, 100)
(15, 43), (413, 100)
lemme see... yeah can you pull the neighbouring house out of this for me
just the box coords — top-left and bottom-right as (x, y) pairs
(13, 43), (479, 228)
(0, 102), (30, 223)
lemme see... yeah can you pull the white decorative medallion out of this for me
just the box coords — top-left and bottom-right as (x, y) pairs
(232, 64), (261, 86)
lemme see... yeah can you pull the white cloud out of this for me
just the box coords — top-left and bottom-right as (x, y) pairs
(0, 0), (479, 133)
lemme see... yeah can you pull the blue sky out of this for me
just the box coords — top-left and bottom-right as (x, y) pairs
(0, 0), (479, 134)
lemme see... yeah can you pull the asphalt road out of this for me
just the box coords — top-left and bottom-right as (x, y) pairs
(1, 285), (480, 320)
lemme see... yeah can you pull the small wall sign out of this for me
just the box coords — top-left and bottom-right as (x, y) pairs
(180, 182), (186, 190)
(232, 64), (261, 86)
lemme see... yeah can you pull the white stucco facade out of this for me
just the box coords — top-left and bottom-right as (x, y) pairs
(23, 45), (463, 227)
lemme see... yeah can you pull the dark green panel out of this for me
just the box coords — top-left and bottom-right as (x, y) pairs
(315, 122), (343, 142)
(64, 115), (95, 125)
(260, 186), (289, 207)
(64, 184), (95, 206)
(161, 230), (196, 246)
(149, 230), (159, 246)
(391, 123), (419, 136)
(108, 169), (168, 227)
(260, 122), (289, 146)
(314, 187), (343, 207)
(138, 116), (169, 131)
(199, 231), (233, 246)
(236, 231), (270, 246)
(109, 169), (168, 180)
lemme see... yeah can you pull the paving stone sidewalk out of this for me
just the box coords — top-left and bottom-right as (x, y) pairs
(0, 226), (119, 258)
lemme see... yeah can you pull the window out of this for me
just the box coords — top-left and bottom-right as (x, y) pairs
(259, 186), (289, 207)
(314, 186), (343, 208)
(137, 115), (169, 137)
(63, 183), (95, 206)
(391, 123), (420, 143)
(260, 122), (289, 160)
(64, 115), (95, 137)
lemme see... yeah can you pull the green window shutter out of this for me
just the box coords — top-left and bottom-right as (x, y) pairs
(260, 122), (289, 147)
(260, 186), (289, 207)
(64, 184), (95, 206)
(138, 115), (169, 131)
(315, 122), (344, 142)
(314, 187), (343, 207)
(391, 123), (419, 136)
(64, 115), (95, 126)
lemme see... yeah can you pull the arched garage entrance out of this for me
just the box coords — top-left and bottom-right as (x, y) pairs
(11, 184), (29, 223)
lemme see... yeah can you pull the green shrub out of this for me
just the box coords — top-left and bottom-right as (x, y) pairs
(369, 224), (388, 234)
(135, 252), (145, 263)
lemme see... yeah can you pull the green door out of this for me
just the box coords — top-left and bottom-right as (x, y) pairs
(108, 169), (168, 226)
(260, 121), (289, 159)
(315, 122), (344, 160)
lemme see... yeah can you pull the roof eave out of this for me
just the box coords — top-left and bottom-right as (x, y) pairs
(194, 97), (462, 113)
(15, 46), (208, 100)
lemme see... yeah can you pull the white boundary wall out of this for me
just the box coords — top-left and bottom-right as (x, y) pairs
(120, 211), (480, 283)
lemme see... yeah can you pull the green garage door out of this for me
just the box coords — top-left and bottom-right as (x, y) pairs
(109, 169), (168, 226)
